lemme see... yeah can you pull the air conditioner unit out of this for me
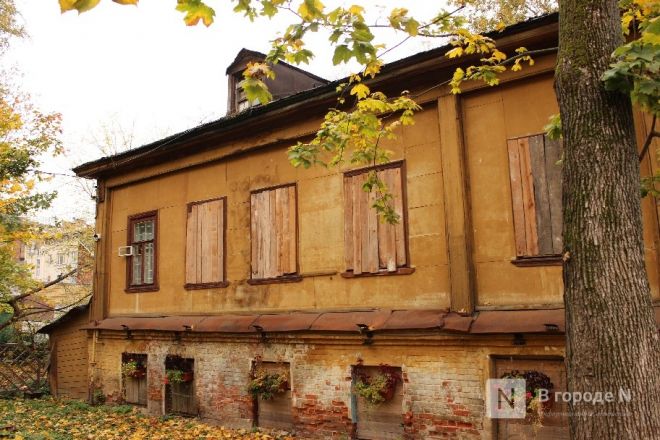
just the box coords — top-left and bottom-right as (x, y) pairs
(118, 246), (133, 257)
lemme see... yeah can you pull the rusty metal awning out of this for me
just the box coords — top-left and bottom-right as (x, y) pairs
(80, 307), (615, 335)
(82, 306), (660, 335)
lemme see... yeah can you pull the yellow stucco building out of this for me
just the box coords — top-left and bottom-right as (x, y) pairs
(68, 13), (659, 440)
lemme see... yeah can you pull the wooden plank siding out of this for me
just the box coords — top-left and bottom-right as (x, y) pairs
(185, 198), (226, 288)
(250, 185), (297, 280)
(124, 377), (147, 405)
(508, 134), (563, 257)
(344, 164), (407, 274)
(50, 312), (89, 400)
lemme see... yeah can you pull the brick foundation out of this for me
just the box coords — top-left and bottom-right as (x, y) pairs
(88, 332), (564, 439)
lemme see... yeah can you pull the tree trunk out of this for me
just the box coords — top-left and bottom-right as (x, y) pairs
(555, 1), (660, 439)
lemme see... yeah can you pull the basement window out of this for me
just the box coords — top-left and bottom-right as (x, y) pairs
(352, 364), (404, 440)
(121, 353), (147, 406)
(164, 355), (196, 416)
(493, 357), (568, 438)
(250, 361), (293, 430)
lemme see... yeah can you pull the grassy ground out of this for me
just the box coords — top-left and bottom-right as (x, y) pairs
(0, 398), (292, 440)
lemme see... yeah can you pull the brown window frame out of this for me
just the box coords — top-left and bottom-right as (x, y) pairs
(184, 197), (229, 290)
(341, 160), (414, 278)
(507, 133), (563, 267)
(125, 210), (159, 293)
(248, 183), (302, 285)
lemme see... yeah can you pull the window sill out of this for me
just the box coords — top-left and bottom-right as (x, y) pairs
(125, 285), (159, 293)
(511, 255), (562, 267)
(184, 281), (229, 290)
(247, 275), (303, 285)
(340, 267), (415, 278)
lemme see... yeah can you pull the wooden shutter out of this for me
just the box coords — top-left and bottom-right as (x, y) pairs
(185, 198), (225, 286)
(344, 165), (407, 274)
(256, 363), (293, 430)
(507, 135), (562, 257)
(354, 366), (404, 439)
(251, 185), (297, 279)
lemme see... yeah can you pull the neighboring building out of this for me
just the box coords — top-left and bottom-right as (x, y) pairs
(14, 221), (93, 330)
(72, 14), (660, 439)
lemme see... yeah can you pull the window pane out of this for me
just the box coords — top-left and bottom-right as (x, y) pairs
(144, 243), (154, 284)
(132, 245), (142, 285)
(133, 219), (155, 242)
(144, 220), (154, 240)
(133, 222), (141, 242)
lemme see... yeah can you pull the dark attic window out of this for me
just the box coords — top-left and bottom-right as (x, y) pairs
(164, 355), (196, 416)
(121, 353), (147, 406)
(234, 74), (257, 112)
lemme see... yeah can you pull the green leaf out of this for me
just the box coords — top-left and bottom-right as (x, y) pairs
(240, 78), (273, 105)
(404, 17), (420, 36)
(543, 113), (562, 141)
(332, 45), (352, 65)
(260, 0), (277, 17)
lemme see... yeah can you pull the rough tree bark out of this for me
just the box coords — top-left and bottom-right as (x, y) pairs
(555, 1), (660, 438)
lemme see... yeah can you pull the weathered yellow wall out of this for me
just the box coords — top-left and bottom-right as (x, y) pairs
(101, 66), (660, 317)
(462, 73), (660, 306)
(106, 106), (450, 316)
(463, 75), (563, 307)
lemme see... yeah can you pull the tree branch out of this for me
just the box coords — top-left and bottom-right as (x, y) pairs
(499, 47), (558, 66)
(7, 267), (79, 305)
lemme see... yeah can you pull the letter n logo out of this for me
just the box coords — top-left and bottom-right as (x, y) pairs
(486, 378), (526, 419)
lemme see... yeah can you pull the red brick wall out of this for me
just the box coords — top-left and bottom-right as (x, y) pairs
(90, 333), (565, 439)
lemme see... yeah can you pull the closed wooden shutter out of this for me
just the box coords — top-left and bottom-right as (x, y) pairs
(185, 198), (225, 286)
(251, 185), (297, 279)
(354, 366), (404, 440)
(507, 135), (563, 257)
(344, 165), (406, 274)
(256, 362), (293, 430)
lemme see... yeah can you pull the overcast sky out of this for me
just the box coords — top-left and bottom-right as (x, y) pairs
(7, 0), (448, 222)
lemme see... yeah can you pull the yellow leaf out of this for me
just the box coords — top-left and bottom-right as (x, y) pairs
(446, 47), (463, 58)
(492, 49), (506, 62)
(59, 0), (101, 13)
(350, 83), (370, 99)
(113, 0), (139, 4)
(348, 5), (364, 15)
